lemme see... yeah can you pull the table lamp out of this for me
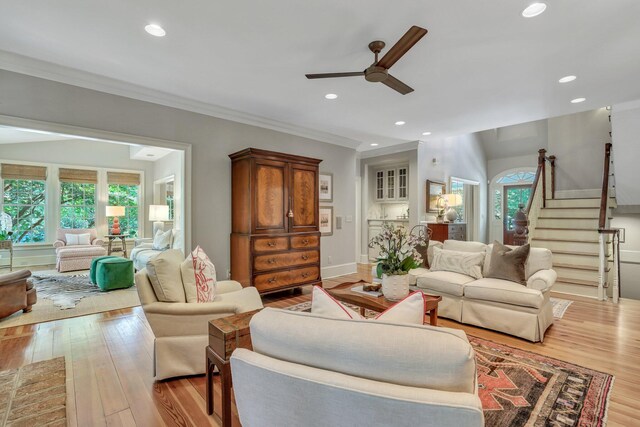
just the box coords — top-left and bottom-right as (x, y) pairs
(442, 194), (462, 222)
(106, 206), (125, 235)
(149, 205), (170, 235)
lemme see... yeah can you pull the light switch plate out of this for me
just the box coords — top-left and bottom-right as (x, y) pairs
(346, 215), (353, 223)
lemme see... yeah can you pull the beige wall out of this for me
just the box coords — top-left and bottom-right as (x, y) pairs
(0, 70), (358, 278)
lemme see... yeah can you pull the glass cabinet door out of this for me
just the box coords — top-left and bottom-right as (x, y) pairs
(397, 167), (408, 200)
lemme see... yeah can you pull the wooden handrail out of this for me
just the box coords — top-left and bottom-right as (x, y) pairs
(549, 155), (556, 200)
(598, 143), (613, 229)
(525, 149), (546, 213)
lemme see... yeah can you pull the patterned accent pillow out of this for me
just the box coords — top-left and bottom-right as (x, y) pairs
(310, 286), (425, 325)
(181, 246), (217, 303)
(430, 247), (485, 279)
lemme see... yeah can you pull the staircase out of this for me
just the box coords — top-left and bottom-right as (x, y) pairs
(530, 196), (616, 298)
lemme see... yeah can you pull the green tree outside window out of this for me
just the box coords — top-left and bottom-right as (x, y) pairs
(108, 184), (139, 237)
(60, 182), (96, 229)
(2, 179), (46, 243)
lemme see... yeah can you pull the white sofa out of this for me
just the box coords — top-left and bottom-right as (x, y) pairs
(231, 308), (484, 427)
(409, 240), (556, 342)
(130, 229), (181, 271)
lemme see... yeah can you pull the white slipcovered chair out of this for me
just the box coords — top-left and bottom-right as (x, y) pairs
(231, 308), (484, 427)
(135, 267), (263, 381)
(53, 228), (107, 272)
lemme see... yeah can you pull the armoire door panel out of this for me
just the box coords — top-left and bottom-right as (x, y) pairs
(253, 160), (288, 234)
(290, 164), (318, 232)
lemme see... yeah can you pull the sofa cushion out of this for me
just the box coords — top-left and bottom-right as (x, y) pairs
(250, 308), (477, 393)
(443, 240), (487, 253)
(463, 278), (544, 309)
(485, 241), (530, 285)
(415, 270), (475, 297)
(484, 244), (553, 279)
(56, 245), (107, 258)
(430, 247), (484, 279)
(146, 249), (186, 302)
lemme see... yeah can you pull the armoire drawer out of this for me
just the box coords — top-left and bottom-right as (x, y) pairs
(254, 266), (320, 292)
(253, 250), (319, 272)
(253, 237), (288, 253)
(290, 234), (319, 249)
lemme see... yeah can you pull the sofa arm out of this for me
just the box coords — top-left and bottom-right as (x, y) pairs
(527, 269), (557, 292)
(217, 280), (244, 294)
(143, 301), (241, 316)
(53, 240), (65, 248)
(92, 238), (105, 246)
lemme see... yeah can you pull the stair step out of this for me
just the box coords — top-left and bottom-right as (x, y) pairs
(537, 218), (600, 229)
(533, 228), (599, 241)
(553, 263), (602, 271)
(554, 266), (602, 282)
(552, 282), (600, 299)
(531, 238), (600, 254)
(532, 237), (599, 244)
(538, 209), (600, 219)
(552, 249), (609, 257)
(556, 277), (600, 287)
(546, 198), (601, 208)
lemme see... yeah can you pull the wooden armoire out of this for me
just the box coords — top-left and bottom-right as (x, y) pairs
(229, 148), (322, 294)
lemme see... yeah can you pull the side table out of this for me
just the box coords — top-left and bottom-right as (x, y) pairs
(105, 234), (129, 257)
(207, 309), (261, 426)
(0, 240), (13, 271)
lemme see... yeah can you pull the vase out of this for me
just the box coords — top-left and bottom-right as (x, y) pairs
(381, 274), (410, 301)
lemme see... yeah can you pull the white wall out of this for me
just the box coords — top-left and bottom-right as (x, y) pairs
(487, 153), (538, 182)
(610, 212), (640, 300)
(418, 134), (488, 242)
(611, 103), (640, 206)
(547, 108), (610, 191)
(0, 70), (358, 278)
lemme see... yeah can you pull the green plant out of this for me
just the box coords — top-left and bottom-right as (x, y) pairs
(369, 223), (426, 277)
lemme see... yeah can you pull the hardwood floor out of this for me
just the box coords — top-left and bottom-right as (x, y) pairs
(1, 264), (639, 426)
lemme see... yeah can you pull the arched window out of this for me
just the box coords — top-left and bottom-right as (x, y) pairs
(496, 171), (536, 185)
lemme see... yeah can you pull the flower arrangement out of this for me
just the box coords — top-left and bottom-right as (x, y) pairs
(368, 222), (426, 278)
(0, 212), (13, 241)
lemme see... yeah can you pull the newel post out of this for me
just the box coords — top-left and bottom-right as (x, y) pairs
(513, 204), (529, 246)
(538, 149), (547, 207)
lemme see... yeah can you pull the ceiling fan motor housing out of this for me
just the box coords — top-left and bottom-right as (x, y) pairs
(365, 65), (389, 82)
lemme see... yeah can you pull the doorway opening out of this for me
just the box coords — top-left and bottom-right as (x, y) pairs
(489, 169), (536, 244)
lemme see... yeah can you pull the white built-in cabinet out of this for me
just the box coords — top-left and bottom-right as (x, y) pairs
(374, 166), (409, 201)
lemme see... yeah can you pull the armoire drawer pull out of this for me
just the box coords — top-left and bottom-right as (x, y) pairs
(268, 258), (276, 264)
(267, 241), (276, 247)
(301, 272), (310, 278)
(268, 277), (277, 284)
(302, 239), (309, 245)
(301, 254), (309, 260)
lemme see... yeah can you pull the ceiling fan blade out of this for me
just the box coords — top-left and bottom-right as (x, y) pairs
(305, 71), (364, 79)
(382, 75), (414, 95)
(376, 25), (428, 70)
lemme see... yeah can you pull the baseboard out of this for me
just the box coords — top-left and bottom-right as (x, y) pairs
(554, 189), (601, 199)
(0, 254), (56, 268)
(321, 262), (357, 279)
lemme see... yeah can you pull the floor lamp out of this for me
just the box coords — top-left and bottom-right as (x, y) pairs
(149, 205), (170, 236)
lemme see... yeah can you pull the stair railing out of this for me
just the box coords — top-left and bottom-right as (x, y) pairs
(597, 142), (619, 302)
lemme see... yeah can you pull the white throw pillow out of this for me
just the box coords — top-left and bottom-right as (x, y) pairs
(180, 246), (217, 303)
(77, 233), (91, 245)
(310, 286), (425, 325)
(65, 234), (79, 246)
(146, 249), (186, 302)
(152, 228), (172, 251)
(430, 247), (485, 279)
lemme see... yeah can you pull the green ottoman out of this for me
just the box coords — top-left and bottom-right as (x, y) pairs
(90, 256), (119, 284)
(95, 257), (134, 291)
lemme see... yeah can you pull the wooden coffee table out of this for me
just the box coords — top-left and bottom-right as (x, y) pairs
(327, 280), (442, 326)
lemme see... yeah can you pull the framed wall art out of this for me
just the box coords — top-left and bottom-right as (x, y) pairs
(426, 180), (446, 212)
(319, 172), (333, 202)
(319, 206), (333, 236)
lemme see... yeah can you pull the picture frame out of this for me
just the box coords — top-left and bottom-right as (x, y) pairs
(319, 172), (333, 202)
(319, 206), (333, 236)
(426, 180), (446, 212)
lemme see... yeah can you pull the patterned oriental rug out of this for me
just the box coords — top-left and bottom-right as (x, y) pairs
(0, 357), (66, 426)
(286, 302), (613, 426)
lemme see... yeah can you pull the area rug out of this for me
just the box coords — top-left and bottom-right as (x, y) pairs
(0, 271), (140, 329)
(551, 297), (573, 319)
(285, 303), (613, 426)
(0, 357), (66, 426)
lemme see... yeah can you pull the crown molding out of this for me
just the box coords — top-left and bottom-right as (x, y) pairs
(0, 50), (363, 150)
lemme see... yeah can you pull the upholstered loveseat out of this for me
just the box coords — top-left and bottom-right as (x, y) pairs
(130, 229), (181, 271)
(231, 308), (484, 427)
(54, 228), (107, 272)
(409, 240), (556, 342)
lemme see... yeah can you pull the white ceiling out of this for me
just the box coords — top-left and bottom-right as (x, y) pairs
(1, 1), (639, 151)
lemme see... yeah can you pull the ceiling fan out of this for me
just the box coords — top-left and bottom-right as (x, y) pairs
(305, 25), (428, 95)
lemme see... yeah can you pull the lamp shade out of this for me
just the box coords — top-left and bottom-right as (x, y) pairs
(149, 205), (170, 221)
(105, 206), (125, 217)
(442, 194), (462, 207)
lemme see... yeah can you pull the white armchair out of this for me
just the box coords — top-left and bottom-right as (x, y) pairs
(135, 269), (263, 380)
(231, 308), (484, 427)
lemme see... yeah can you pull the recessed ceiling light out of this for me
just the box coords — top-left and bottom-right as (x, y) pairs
(324, 93), (338, 100)
(522, 3), (547, 18)
(395, 121), (406, 126)
(571, 97), (586, 104)
(145, 24), (166, 37)
(558, 75), (576, 83)
(422, 131), (432, 136)
(370, 143), (379, 146)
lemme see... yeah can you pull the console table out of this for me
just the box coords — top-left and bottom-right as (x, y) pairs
(0, 240), (12, 271)
(105, 234), (129, 257)
(206, 309), (261, 426)
(427, 222), (467, 242)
